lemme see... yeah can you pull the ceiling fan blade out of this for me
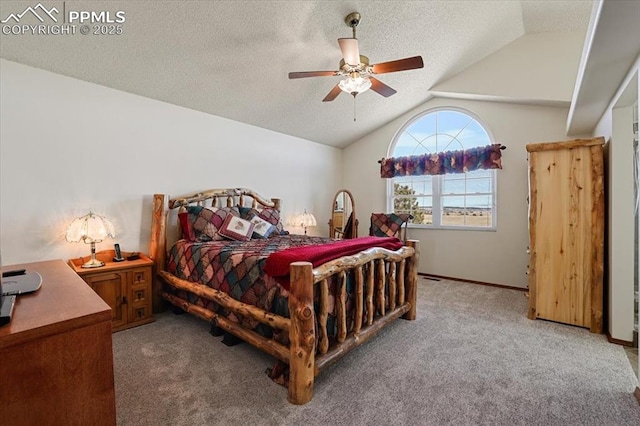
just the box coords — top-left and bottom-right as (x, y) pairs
(371, 56), (424, 74)
(369, 77), (397, 97)
(338, 38), (360, 66)
(322, 84), (342, 102)
(289, 71), (338, 79)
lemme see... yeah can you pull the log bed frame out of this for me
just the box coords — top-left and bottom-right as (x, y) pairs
(149, 188), (419, 405)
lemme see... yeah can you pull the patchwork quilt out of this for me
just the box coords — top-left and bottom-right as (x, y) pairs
(166, 234), (400, 345)
(167, 234), (335, 341)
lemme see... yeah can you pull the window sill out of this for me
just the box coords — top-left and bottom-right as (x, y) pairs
(407, 224), (497, 232)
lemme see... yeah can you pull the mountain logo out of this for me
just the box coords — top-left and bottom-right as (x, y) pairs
(1, 3), (59, 24)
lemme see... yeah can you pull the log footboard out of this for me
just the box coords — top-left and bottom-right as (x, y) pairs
(287, 240), (418, 404)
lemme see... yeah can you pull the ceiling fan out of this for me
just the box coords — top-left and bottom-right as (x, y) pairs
(288, 12), (424, 103)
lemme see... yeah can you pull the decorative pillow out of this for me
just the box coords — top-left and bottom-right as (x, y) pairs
(238, 206), (258, 220)
(369, 213), (413, 239)
(239, 206), (285, 235)
(178, 211), (195, 241)
(218, 214), (255, 242)
(184, 205), (239, 241)
(249, 215), (275, 239)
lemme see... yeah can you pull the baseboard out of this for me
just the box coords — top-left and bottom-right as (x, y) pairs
(606, 332), (634, 347)
(418, 273), (527, 292)
(634, 387), (640, 405)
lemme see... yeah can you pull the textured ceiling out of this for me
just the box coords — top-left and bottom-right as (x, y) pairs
(0, 1), (592, 147)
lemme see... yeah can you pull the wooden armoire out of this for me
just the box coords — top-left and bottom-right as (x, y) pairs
(526, 137), (605, 333)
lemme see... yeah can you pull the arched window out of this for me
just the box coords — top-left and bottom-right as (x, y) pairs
(387, 108), (497, 229)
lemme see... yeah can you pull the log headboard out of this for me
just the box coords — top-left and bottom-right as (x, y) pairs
(149, 187), (281, 311)
(167, 187), (280, 211)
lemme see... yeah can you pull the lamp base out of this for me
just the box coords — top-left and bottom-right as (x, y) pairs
(81, 258), (105, 268)
(81, 241), (104, 268)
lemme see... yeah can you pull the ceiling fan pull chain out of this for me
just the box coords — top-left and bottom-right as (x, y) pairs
(353, 95), (357, 122)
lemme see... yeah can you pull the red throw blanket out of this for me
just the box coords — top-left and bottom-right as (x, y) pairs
(264, 236), (404, 290)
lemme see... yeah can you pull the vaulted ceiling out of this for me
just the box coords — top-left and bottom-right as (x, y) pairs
(0, 1), (593, 147)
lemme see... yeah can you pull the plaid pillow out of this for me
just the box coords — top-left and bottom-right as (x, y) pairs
(239, 206), (285, 235)
(370, 213), (412, 239)
(184, 205), (239, 241)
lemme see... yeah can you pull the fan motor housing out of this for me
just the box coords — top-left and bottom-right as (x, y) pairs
(340, 55), (369, 72)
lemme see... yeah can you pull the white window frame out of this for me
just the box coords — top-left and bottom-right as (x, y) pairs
(386, 107), (497, 231)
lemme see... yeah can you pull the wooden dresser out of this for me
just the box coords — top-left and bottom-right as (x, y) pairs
(0, 259), (116, 425)
(526, 137), (605, 333)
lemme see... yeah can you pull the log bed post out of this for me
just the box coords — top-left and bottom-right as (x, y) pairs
(288, 261), (315, 405)
(150, 194), (169, 313)
(403, 240), (419, 320)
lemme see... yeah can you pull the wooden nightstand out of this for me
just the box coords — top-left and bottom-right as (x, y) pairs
(68, 250), (154, 332)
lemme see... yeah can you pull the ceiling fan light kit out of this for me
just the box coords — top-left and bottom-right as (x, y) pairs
(338, 76), (371, 96)
(288, 11), (424, 113)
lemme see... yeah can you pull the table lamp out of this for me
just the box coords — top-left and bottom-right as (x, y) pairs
(297, 209), (317, 235)
(65, 212), (116, 268)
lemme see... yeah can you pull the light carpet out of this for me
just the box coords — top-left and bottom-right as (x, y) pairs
(113, 278), (640, 425)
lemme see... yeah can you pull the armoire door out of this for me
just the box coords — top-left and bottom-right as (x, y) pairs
(526, 137), (604, 333)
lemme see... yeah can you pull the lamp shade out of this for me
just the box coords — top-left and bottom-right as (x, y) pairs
(65, 212), (115, 243)
(297, 210), (317, 228)
(295, 209), (316, 236)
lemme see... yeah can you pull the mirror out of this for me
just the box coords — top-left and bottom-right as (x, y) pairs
(329, 189), (358, 239)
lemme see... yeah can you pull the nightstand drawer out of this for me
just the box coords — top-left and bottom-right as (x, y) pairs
(131, 285), (150, 305)
(131, 306), (150, 323)
(131, 267), (151, 286)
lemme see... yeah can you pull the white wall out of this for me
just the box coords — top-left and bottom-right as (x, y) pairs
(343, 97), (571, 288)
(0, 59), (341, 265)
(608, 104), (636, 342)
(593, 61), (639, 343)
(431, 33), (585, 104)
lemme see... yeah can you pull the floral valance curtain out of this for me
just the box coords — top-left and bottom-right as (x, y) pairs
(380, 144), (504, 178)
